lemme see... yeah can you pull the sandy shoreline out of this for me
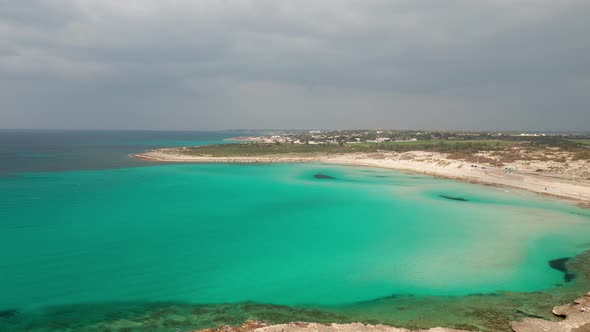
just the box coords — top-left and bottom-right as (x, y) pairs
(133, 149), (590, 206)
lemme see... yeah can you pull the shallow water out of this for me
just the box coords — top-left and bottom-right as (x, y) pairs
(1, 131), (590, 332)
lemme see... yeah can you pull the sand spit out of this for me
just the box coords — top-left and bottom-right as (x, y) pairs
(133, 149), (590, 204)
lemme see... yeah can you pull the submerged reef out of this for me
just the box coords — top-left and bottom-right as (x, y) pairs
(198, 292), (590, 332)
(549, 258), (576, 282)
(314, 173), (336, 180)
(2, 250), (590, 332)
(439, 195), (469, 202)
(0, 309), (17, 319)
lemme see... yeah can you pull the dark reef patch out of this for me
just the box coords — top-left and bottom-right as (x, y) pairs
(0, 309), (17, 319)
(468, 292), (498, 297)
(0, 302), (348, 332)
(549, 258), (576, 282)
(375, 175), (389, 178)
(439, 195), (469, 202)
(514, 309), (546, 319)
(354, 293), (411, 305)
(570, 211), (590, 217)
(314, 174), (336, 180)
(549, 258), (569, 272)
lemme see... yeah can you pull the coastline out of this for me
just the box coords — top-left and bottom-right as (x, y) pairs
(194, 292), (590, 332)
(133, 149), (590, 206)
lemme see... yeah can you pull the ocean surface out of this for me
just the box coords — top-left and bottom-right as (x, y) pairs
(1, 130), (590, 332)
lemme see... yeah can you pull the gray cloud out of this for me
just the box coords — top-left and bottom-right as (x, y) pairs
(1, 0), (589, 130)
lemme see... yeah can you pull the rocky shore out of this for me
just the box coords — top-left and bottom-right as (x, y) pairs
(511, 292), (590, 332)
(197, 321), (474, 332)
(195, 292), (590, 332)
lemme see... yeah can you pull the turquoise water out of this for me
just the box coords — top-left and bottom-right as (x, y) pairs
(1, 131), (590, 331)
(2, 164), (590, 308)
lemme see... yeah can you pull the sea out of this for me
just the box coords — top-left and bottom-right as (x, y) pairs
(1, 130), (589, 332)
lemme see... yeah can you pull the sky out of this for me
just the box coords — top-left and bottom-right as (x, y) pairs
(1, 0), (589, 131)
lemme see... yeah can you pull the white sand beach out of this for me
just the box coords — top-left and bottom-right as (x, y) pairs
(133, 149), (590, 205)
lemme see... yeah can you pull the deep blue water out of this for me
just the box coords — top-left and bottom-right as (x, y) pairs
(0, 130), (250, 175)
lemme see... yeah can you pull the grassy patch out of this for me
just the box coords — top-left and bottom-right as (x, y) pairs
(347, 139), (514, 148)
(569, 139), (590, 145)
(175, 139), (590, 161)
(180, 141), (506, 157)
(181, 143), (364, 157)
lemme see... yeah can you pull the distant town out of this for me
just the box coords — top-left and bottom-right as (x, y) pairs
(231, 129), (590, 145)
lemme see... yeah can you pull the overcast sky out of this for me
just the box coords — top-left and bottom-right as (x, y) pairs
(1, 0), (589, 131)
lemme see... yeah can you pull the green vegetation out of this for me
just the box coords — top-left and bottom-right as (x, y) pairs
(569, 139), (590, 145)
(183, 141), (506, 157)
(346, 139), (512, 147)
(179, 137), (590, 163)
(183, 143), (364, 157)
